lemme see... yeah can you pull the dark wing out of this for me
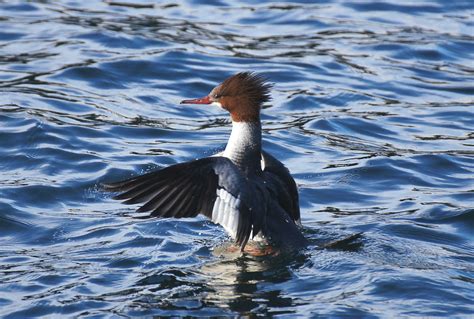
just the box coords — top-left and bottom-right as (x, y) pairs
(102, 157), (260, 249)
(261, 151), (300, 223)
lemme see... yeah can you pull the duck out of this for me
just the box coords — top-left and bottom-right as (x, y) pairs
(103, 72), (307, 252)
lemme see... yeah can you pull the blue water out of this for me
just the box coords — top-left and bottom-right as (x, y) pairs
(1, 0), (473, 317)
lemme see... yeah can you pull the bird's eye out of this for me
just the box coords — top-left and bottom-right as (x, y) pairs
(213, 94), (222, 99)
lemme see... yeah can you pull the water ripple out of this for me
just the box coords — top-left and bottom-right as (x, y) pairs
(1, 0), (473, 317)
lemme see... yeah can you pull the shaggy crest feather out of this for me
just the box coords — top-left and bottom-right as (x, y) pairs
(211, 72), (273, 122)
(218, 72), (272, 106)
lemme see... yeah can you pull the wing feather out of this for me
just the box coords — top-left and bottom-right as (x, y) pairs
(103, 157), (260, 250)
(262, 151), (300, 223)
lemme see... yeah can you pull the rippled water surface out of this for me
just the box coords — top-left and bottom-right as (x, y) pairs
(1, 0), (473, 317)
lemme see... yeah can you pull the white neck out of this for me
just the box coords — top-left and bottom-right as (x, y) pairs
(223, 121), (262, 175)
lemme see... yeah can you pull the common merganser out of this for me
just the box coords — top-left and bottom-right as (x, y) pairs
(103, 72), (307, 251)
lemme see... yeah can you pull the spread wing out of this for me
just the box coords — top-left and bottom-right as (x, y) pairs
(262, 151), (300, 223)
(102, 157), (262, 249)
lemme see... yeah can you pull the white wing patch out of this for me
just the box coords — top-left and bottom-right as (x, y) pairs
(211, 188), (241, 239)
(260, 154), (266, 170)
